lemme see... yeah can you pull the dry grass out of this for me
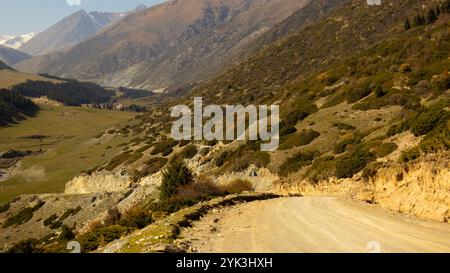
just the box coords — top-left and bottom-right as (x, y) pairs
(0, 70), (60, 89)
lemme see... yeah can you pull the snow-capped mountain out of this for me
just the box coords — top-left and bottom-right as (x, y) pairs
(0, 33), (35, 49)
(18, 4), (147, 56)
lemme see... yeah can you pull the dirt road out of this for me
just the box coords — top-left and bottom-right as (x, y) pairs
(181, 197), (450, 253)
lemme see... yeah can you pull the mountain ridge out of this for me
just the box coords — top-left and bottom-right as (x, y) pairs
(17, 4), (148, 57)
(15, 0), (313, 91)
(0, 46), (32, 66)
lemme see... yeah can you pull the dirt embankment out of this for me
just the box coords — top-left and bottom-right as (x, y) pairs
(275, 153), (450, 222)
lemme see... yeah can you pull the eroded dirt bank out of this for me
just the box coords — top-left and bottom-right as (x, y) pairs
(275, 153), (450, 222)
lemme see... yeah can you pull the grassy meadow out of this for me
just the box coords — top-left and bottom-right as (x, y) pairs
(0, 105), (137, 203)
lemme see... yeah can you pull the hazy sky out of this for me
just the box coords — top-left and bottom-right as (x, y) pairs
(1, 0), (168, 35)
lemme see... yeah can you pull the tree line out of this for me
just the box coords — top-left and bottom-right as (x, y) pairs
(10, 80), (114, 106)
(0, 89), (39, 127)
(404, 0), (450, 30)
(90, 103), (147, 113)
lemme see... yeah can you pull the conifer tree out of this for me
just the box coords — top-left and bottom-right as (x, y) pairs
(404, 18), (411, 30)
(427, 8), (437, 24)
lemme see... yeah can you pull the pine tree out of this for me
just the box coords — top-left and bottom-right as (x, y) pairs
(435, 6), (441, 16)
(444, 0), (450, 13)
(420, 14), (426, 25)
(412, 15), (422, 26)
(427, 8), (437, 24)
(404, 18), (411, 30)
(159, 158), (193, 200)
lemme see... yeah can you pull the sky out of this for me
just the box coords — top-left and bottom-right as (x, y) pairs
(0, 0), (168, 35)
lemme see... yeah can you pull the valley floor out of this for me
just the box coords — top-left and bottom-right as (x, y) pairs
(181, 196), (450, 253)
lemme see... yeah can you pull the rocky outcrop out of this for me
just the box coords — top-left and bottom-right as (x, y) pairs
(65, 173), (131, 194)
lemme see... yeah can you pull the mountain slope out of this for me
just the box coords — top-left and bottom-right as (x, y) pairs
(16, 0), (313, 91)
(18, 10), (123, 56)
(0, 46), (32, 66)
(0, 60), (11, 70)
(193, 0), (430, 103)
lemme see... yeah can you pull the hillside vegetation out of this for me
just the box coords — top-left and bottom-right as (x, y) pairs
(103, 0), (450, 184)
(0, 90), (39, 127)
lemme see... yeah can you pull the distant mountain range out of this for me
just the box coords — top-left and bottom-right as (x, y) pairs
(15, 0), (312, 92)
(0, 33), (35, 49)
(0, 45), (32, 66)
(18, 4), (147, 56)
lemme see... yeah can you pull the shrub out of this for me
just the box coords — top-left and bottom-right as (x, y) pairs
(176, 176), (222, 200)
(333, 134), (363, 154)
(105, 152), (132, 171)
(78, 226), (131, 252)
(227, 153), (251, 172)
(215, 151), (231, 167)
(353, 90), (420, 111)
(375, 86), (387, 98)
(373, 142), (398, 158)
(279, 151), (317, 177)
(198, 147), (211, 156)
(118, 207), (154, 229)
(335, 147), (375, 178)
(400, 147), (421, 163)
(49, 221), (63, 229)
(362, 162), (384, 180)
(303, 155), (336, 182)
(250, 151), (271, 168)
(178, 140), (190, 147)
(204, 140), (218, 147)
(60, 225), (75, 241)
(104, 207), (121, 226)
(162, 147), (173, 156)
(220, 179), (253, 194)
(181, 145), (198, 159)
(0, 202), (10, 213)
(59, 206), (82, 221)
(386, 121), (410, 137)
(125, 152), (144, 164)
(159, 158), (194, 200)
(151, 139), (178, 155)
(7, 239), (41, 253)
(280, 129), (320, 150)
(43, 214), (58, 227)
(410, 108), (444, 136)
(419, 117), (450, 153)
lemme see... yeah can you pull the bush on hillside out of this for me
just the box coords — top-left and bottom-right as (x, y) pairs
(180, 145), (198, 159)
(280, 129), (320, 150)
(118, 207), (154, 229)
(335, 146), (374, 178)
(278, 151), (318, 177)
